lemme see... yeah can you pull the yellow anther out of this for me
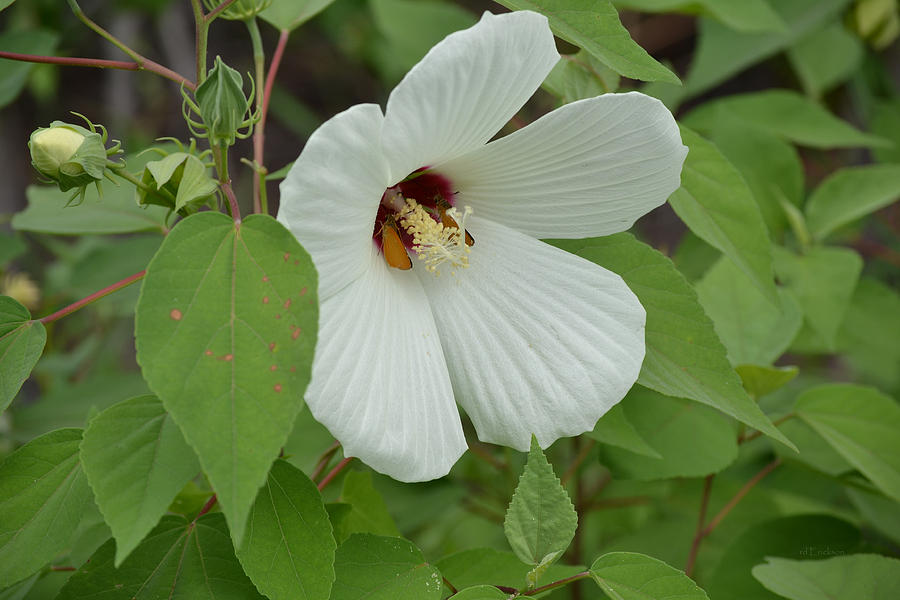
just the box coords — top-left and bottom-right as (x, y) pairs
(398, 198), (472, 276)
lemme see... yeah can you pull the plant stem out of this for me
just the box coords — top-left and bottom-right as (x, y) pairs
(246, 17), (266, 214)
(310, 440), (341, 481)
(443, 577), (459, 595)
(50, 566), (76, 572)
(190, 0), (209, 83)
(738, 413), (795, 445)
(39, 270), (146, 324)
(195, 494), (218, 520)
(685, 475), (714, 577)
(522, 571), (590, 596)
(109, 167), (178, 207)
(252, 28), (290, 215)
(561, 438), (595, 486)
(701, 458), (782, 537)
(222, 181), (241, 224)
(0, 51), (195, 88)
(317, 457), (353, 491)
(205, 0), (240, 22)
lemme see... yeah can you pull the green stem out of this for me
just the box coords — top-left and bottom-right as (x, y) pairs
(190, 0), (209, 83)
(109, 168), (177, 207)
(67, 0), (141, 63)
(246, 17), (266, 214)
(205, 0), (240, 22)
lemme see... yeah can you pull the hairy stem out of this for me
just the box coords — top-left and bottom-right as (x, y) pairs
(39, 270), (146, 324)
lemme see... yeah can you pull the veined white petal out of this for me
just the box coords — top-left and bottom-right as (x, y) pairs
(306, 255), (467, 482)
(418, 217), (645, 451)
(439, 92), (688, 238)
(278, 103), (390, 300)
(382, 10), (559, 184)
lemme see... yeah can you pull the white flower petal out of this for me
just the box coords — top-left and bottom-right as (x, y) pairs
(381, 10), (559, 183)
(277, 103), (390, 299)
(439, 92), (688, 238)
(306, 255), (467, 482)
(418, 217), (645, 451)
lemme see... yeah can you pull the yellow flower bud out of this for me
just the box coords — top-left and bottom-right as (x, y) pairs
(29, 126), (86, 179)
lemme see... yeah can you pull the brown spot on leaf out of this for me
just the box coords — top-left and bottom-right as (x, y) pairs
(170, 309), (182, 321)
(269, 342), (276, 352)
(205, 350), (213, 356)
(283, 253), (290, 261)
(262, 275), (269, 282)
(262, 296), (269, 304)
(273, 383), (282, 392)
(219, 354), (234, 362)
(299, 287), (307, 296)
(294, 259), (299, 265)
(275, 313), (281, 319)
(291, 326), (301, 340)
(270, 365), (277, 371)
(290, 366), (296, 372)
(283, 299), (292, 309)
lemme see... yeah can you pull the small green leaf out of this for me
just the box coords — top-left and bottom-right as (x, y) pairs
(794, 384), (900, 502)
(496, 0), (680, 83)
(777, 418), (852, 477)
(0, 296), (45, 413)
(0, 1), (17, 13)
(590, 552), (709, 599)
(543, 51), (620, 103)
(735, 365), (798, 398)
(0, 429), (92, 587)
(260, 0), (337, 31)
(838, 278), (900, 388)
(805, 164), (900, 240)
(671, 127), (777, 304)
(787, 22), (863, 98)
(56, 514), (266, 599)
(586, 403), (661, 458)
(79, 395), (201, 566)
(553, 234), (794, 450)
(237, 460), (335, 600)
(504, 436), (577, 570)
(707, 515), (860, 600)
(135, 212), (318, 546)
(331, 534), (443, 600)
(752, 554), (900, 600)
(600, 387), (738, 480)
(436, 548), (584, 591)
(0, 29), (57, 108)
(449, 586), (508, 600)
(773, 246), (862, 350)
(614, 0), (785, 33)
(684, 89), (888, 149)
(695, 257), (802, 366)
(335, 470), (400, 543)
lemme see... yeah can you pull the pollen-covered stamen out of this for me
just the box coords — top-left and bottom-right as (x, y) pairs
(399, 198), (473, 276)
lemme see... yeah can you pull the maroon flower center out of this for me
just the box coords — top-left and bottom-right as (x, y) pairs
(374, 168), (456, 249)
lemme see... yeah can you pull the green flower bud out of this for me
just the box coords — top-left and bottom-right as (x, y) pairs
(28, 122), (107, 191)
(195, 56), (252, 148)
(203, 0), (272, 20)
(138, 152), (218, 215)
(853, 0), (900, 49)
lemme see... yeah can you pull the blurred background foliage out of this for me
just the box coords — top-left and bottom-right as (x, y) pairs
(0, 0), (898, 598)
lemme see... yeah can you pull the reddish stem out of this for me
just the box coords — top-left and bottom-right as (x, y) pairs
(310, 440), (341, 481)
(524, 571), (590, 596)
(317, 457), (353, 491)
(738, 413), (795, 445)
(50, 566), (76, 572)
(204, 0), (240, 21)
(0, 51), (195, 89)
(701, 458), (782, 537)
(561, 438), (595, 486)
(221, 181), (241, 224)
(39, 270), (145, 325)
(685, 475), (714, 577)
(195, 494), (218, 520)
(252, 28), (290, 214)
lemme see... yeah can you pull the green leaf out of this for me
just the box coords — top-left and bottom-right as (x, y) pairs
(237, 460), (335, 600)
(705, 122), (804, 236)
(670, 127), (777, 303)
(504, 436), (577, 572)
(0, 429), (92, 587)
(435, 548), (584, 591)
(847, 487), (900, 546)
(335, 470), (400, 543)
(707, 515), (860, 600)
(0, 296), (45, 413)
(495, 0), (680, 83)
(684, 0), (853, 98)
(554, 234), (794, 449)
(684, 90), (888, 149)
(0, 1), (16, 13)
(449, 586), (508, 600)
(805, 164), (900, 240)
(14, 184), (168, 235)
(752, 554), (900, 600)
(0, 234), (26, 266)
(79, 395), (201, 566)
(56, 514), (266, 599)
(260, 0), (337, 31)
(773, 246), (862, 350)
(871, 99), (900, 164)
(543, 50), (620, 103)
(777, 418), (852, 477)
(736, 365), (799, 399)
(794, 384), (900, 502)
(695, 257), (802, 366)
(590, 552), (709, 599)
(787, 22), (863, 98)
(135, 212), (318, 546)
(331, 534), (442, 600)
(0, 29), (57, 108)
(586, 403), (660, 458)
(370, 0), (477, 82)
(615, 0), (785, 33)
(600, 387), (738, 480)
(838, 278), (900, 388)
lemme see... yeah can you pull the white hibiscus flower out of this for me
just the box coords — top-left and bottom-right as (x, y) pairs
(278, 10), (687, 482)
